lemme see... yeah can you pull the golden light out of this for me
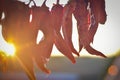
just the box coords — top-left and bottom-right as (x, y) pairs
(4, 43), (16, 56)
(0, 42), (16, 57)
(0, 25), (16, 57)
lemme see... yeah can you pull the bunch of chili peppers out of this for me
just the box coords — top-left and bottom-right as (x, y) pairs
(0, 0), (107, 80)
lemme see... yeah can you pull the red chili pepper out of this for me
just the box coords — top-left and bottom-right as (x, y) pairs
(36, 35), (54, 60)
(51, 0), (63, 32)
(31, 0), (53, 74)
(36, 61), (51, 74)
(35, 52), (51, 74)
(1, 1), (37, 80)
(85, 45), (107, 58)
(54, 31), (76, 63)
(73, 0), (90, 52)
(62, 0), (79, 56)
(31, 0), (50, 31)
(89, 0), (107, 24)
(73, 0), (106, 58)
(51, 0), (76, 63)
(0, 0), (108, 80)
(88, 0), (107, 43)
(1, 0), (30, 42)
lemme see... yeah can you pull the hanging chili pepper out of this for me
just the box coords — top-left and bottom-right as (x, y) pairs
(73, 0), (106, 57)
(89, 0), (107, 24)
(51, 0), (63, 32)
(85, 45), (107, 58)
(54, 31), (76, 63)
(0, 0), (108, 80)
(31, 0), (53, 74)
(73, 0), (90, 52)
(1, 0), (31, 42)
(51, 0), (76, 63)
(88, 0), (107, 43)
(62, 0), (79, 56)
(1, 0), (36, 80)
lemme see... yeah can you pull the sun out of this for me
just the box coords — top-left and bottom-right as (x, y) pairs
(5, 43), (16, 56)
(0, 26), (16, 57)
(0, 42), (16, 57)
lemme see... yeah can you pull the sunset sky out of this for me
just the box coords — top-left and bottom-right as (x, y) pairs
(0, 0), (120, 57)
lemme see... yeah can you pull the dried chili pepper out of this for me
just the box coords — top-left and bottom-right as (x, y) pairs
(62, 0), (79, 56)
(73, 0), (90, 52)
(1, 0), (31, 42)
(54, 31), (76, 63)
(51, 0), (76, 63)
(85, 45), (107, 58)
(0, 0), (108, 80)
(89, 0), (107, 24)
(51, 0), (63, 32)
(31, 0), (53, 74)
(88, 0), (107, 43)
(73, 0), (106, 57)
(1, 0), (36, 79)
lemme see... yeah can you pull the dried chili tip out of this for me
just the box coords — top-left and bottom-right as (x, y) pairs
(78, 44), (83, 53)
(35, 57), (51, 74)
(36, 64), (51, 74)
(40, 64), (51, 74)
(72, 58), (76, 64)
(46, 69), (51, 74)
(69, 56), (76, 64)
(72, 50), (80, 57)
(85, 45), (107, 58)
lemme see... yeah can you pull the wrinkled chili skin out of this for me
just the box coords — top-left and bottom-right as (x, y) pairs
(31, 0), (52, 74)
(88, 0), (107, 43)
(73, 0), (106, 58)
(73, 0), (90, 51)
(62, 0), (79, 56)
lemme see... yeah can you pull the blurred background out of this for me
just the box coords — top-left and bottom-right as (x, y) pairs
(0, 52), (120, 80)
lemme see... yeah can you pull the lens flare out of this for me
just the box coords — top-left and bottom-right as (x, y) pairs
(5, 43), (16, 56)
(108, 65), (118, 76)
(0, 42), (16, 57)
